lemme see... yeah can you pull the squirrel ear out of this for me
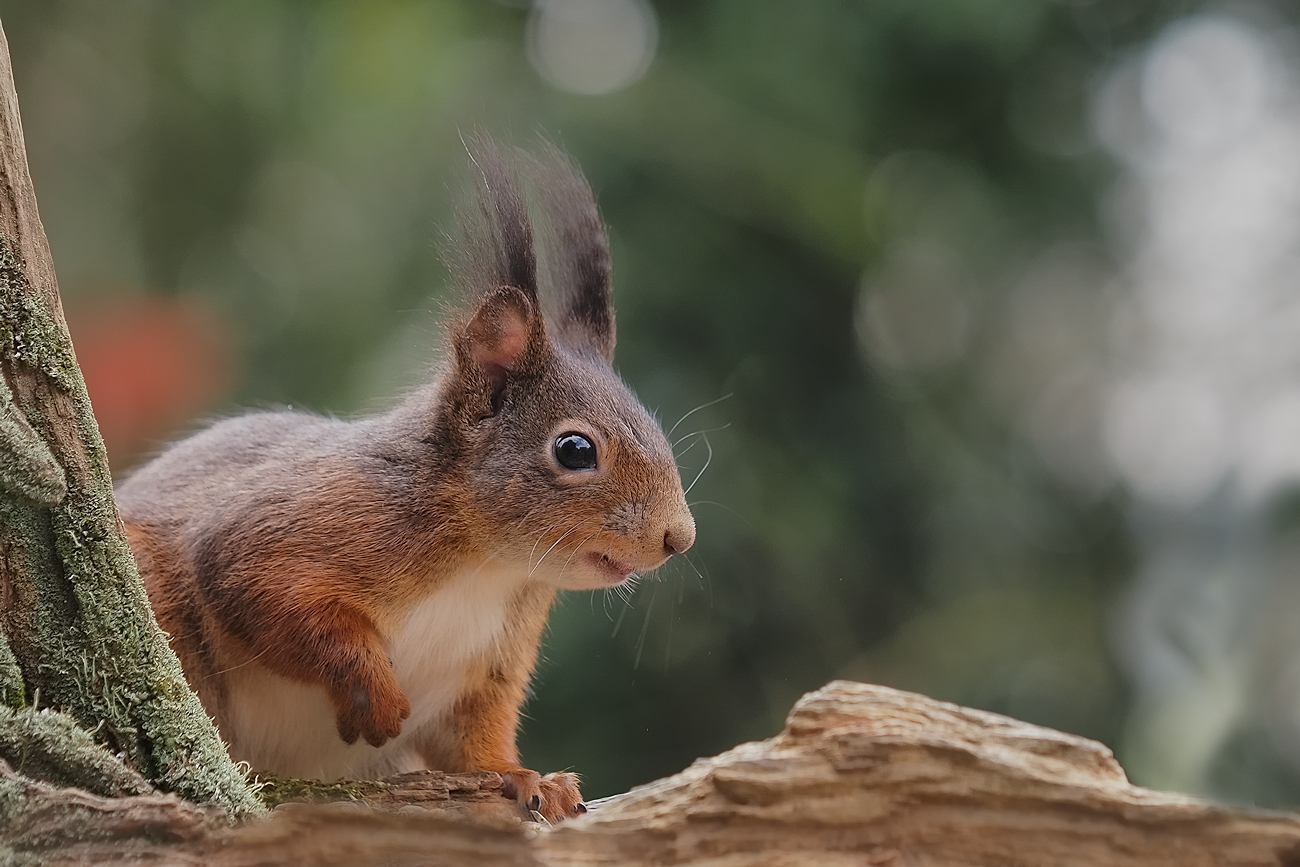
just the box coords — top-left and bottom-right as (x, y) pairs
(533, 144), (615, 363)
(454, 286), (544, 412)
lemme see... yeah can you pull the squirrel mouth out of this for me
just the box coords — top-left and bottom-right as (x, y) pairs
(588, 553), (634, 583)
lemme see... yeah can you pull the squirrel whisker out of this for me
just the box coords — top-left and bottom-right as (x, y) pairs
(203, 643), (276, 680)
(611, 600), (631, 638)
(530, 515), (603, 576)
(633, 582), (659, 670)
(553, 527), (607, 584)
(666, 393), (733, 439)
(527, 515), (571, 567)
(672, 422), (731, 452)
(683, 435), (715, 497)
(676, 550), (709, 595)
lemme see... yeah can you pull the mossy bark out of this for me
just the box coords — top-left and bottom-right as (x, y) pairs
(0, 19), (261, 817)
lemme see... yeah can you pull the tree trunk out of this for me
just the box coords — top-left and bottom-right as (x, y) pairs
(0, 18), (260, 819)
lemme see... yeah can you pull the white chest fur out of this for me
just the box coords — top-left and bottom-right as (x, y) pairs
(222, 560), (529, 781)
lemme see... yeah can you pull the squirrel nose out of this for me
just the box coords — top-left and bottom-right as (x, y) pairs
(663, 520), (695, 556)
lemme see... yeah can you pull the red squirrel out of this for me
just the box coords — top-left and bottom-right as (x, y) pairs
(115, 141), (695, 821)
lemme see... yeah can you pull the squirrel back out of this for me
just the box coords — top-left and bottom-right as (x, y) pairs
(116, 140), (694, 820)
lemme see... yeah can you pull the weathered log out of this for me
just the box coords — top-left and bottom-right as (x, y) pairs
(6, 680), (1300, 865)
(0, 758), (214, 866)
(544, 681), (1300, 866)
(257, 769), (517, 818)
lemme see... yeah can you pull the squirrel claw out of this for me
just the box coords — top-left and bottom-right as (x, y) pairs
(363, 729), (392, 748)
(500, 769), (584, 822)
(330, 673), (410, 748)
(336, 719), (361, 745)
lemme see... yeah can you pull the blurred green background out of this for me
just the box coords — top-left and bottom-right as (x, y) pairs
(6, 0), (1300, 807)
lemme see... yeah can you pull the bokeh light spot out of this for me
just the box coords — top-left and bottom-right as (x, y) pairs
(526, 0), (657, 96)
(1103, 376), (1228, 508)
(1142, 17), (1271, 153)
(856, 241), (971, 372)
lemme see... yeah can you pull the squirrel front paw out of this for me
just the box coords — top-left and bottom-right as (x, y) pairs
(330, 671), (411, 747)
(500, 768), (585, 822)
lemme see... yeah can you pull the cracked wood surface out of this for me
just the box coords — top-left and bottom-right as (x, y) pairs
(545, 680), (1300, 866)
(6, 681), (1300, 865)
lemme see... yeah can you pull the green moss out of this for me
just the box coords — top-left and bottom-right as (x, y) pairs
(0, 706), (151, 797)
(0, 241), (68, 509)
(0, 240), (76, 390)
(253, 773), (390, 809)
(0, 373), (65, 508)
(0, 769), (27, 825)
(0, 633), (24, 711)
(0, 235), (263, 819)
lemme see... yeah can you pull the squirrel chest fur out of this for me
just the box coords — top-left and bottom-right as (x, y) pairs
(115, 142), (695, 821)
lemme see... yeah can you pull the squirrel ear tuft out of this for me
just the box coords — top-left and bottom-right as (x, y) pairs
(532, 143), (615, 363)
(455, 286), (544, 412)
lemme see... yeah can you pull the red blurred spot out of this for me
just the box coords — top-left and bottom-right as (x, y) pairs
(65, 296), (233, 473)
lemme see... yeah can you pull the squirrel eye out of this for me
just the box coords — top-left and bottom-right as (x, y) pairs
(554, 432), (597, 471)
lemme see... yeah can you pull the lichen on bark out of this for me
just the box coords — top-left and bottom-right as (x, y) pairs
(0, 706), (151, 797)
(0, 229), (261, 817)
(253, 774), (390, 809)
(0, 630), (23, 710)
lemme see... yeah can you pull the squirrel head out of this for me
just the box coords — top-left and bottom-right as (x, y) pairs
(431, 139), (694, 590)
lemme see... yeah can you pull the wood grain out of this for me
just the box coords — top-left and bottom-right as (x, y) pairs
(8, 681), (1300, 865)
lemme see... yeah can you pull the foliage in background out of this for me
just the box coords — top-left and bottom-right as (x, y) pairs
(3, 0), (1294, 806)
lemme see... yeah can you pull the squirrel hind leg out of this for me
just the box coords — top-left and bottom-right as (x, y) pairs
(499, 768), (584, 822)
(124, 520), (229, 718)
